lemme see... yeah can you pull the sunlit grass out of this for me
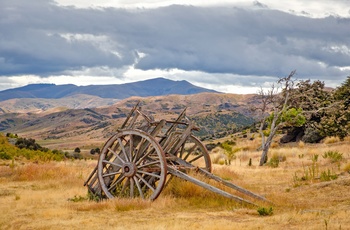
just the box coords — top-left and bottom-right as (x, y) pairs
(0, 136), (349, 229)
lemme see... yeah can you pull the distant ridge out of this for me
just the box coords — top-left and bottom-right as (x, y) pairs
(0, 78), (218, 101)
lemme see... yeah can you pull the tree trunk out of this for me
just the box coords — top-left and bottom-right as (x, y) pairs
(259, 139), (272, 166)
(259, 112), (279, 166)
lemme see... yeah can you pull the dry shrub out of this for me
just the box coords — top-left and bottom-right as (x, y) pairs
(343, 163), (350, 173)
(298, 141), (305, 148)
(323, 136), (341, 144)
(270, 141), (279, 149)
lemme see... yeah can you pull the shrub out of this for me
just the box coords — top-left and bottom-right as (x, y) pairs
(72, 152), (83, 159)
(267, 154), (286, 168)
(343, 163), (350, 173)
(320, 169), (338, 181)
(0, 151), (12, 160)
(74, 147), (81, 153)
(257, 207), (273, 216)
(322, 151), (343, 163)
(323, 136), (340, 144)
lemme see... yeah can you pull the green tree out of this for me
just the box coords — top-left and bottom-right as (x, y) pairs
(319, 76), (350, 139)
(287, 79), (332, 142)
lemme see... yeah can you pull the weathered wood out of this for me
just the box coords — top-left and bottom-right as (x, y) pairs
(120, 101), (140, 129)
(167, 166), (258, 207)
(170, 155), (268, 203)
(198, 168), (269, 203)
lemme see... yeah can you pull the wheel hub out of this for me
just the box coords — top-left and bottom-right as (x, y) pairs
(122, 162), (137, 177)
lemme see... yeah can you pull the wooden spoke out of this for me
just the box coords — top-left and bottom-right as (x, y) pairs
(107, 147), (125, 164)
(129, 134), (134, 162)
(129, 177), (134, 198)
(102, 171), (122, 178)
(188, 153), (204, 164)
(135, 144), (156, 165)
(182, 144), (197, 161)
(108, 174), (126, 192)
(172, 133), (211, 173)
(137, 160), (161, 169)
(136, 174), (155, 192)
(121, 178), (130, 195)
(102, 160), (122, 168)
(137, 170), (161, 179)
(133, 176), (144, 199)
(118, 137), (130, 162)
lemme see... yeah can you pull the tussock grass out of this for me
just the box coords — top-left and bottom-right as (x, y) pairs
(322, 136), (341, 144)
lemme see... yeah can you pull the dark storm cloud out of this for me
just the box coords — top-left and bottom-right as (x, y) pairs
(1, 0), (350, 81)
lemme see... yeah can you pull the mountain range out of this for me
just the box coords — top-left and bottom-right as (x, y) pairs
(0, 78), (217, 101)
(0, 78), (258, 149)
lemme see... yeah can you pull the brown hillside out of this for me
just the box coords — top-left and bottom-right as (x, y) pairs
(1, 93), (259, 149)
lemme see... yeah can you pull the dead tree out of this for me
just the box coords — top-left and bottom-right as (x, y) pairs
(258, 70), (296, 166)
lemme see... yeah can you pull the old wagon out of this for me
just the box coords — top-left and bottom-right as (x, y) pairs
(84, 102), (268, 206)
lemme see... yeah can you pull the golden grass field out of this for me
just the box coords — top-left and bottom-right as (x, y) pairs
(1, 136), (349, 230)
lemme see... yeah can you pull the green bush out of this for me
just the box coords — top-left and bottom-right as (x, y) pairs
(320, 169), (338, 181)
(0, 151), (12, 160)
(322, 151), (343, 163)
(257, 207), (274, 216)
(267, 154), (286, 168)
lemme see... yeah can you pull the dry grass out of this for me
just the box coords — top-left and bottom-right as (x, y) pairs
(1, 138), (350, 230)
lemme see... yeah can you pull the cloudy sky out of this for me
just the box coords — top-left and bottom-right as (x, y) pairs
(1, 0), (350, 94)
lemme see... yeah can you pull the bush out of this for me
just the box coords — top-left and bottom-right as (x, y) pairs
(267, 154), (286, 168)
(343, 163), (350, 173)
(72, 153), (83, 159)
(257, 207), (273, 216)
(320, 169), (338, 181)
(74, 147), (81, 153)
(0, 151), (12, 160)
(322, 151), (343, 163)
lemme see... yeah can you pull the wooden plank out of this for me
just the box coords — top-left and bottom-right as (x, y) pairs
(198, 168), (270, 203)
(171, 156), (270, 203)
(167, 166), (258, 206)
(121, 101), (140, 129)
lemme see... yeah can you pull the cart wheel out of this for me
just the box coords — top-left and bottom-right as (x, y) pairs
(97, 129), (167, 200)
(174, 132), (212, 172)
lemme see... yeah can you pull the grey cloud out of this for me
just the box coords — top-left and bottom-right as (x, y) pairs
(0, 1), (350, 83)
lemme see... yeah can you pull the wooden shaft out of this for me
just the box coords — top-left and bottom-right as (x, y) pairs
(167, 166), (257, 207)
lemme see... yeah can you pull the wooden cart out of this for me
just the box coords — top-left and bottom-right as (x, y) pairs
(84, 102), (268, 206)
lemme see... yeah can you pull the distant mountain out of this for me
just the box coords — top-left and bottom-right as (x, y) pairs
(0, 78), (218, 101)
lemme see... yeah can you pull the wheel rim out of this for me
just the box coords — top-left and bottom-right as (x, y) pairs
(173, 132), (212, 172)
(98, 129), (167, 200)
